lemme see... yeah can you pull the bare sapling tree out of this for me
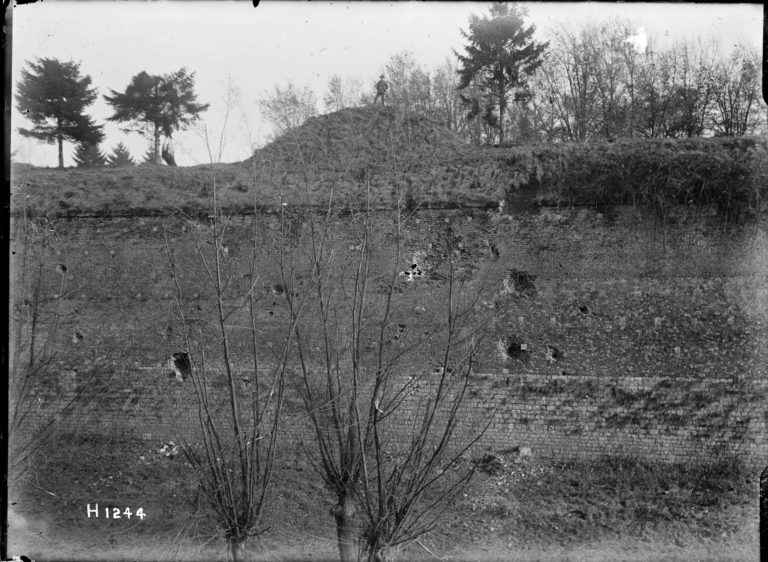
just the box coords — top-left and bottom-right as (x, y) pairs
(540, 22), (601, 142)
(258, 81), (319, 139)
(200, 75), (243, 165)
(163, 109), (307, 561)
(8, 194), (96, 482)
(358, 248), (488, 562)
(276, 157), (370, 562)
(324, 74), (366, 112)
(9, 211), (66, 479)
(710, 44), (765, 136)
(276, 128), (494, 561)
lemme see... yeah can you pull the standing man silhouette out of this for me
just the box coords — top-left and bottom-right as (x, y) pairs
(374, 74), (388, 105)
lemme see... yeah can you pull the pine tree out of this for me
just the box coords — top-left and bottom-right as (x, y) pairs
(456, 3), (548, 144)
(140, 145), (158, 165)
(16, 58), (104, 169)
(106, 142), (136, 167)
(105, 68), (209, 164)
(72, 142), (106, 168)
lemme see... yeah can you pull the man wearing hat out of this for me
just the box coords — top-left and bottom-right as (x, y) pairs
(374, 74), (388, 105)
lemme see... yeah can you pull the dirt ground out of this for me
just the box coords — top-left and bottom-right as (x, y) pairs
(6, 434), (759, 561)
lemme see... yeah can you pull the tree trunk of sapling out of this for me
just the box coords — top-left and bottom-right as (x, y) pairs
(370, 544), (394, 562)
(57, 132), (64, 169)
(498, 82), (506, 144)
(227, 535), (246, 562)
(153, 125), (162, 165)
(332, 494), (357, 562)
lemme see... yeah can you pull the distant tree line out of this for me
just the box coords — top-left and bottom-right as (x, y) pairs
(15, 60), (208, 169)
(528, 18), (764, 143)
(259, 2), (765, 146)
(15, 3), (766, 168)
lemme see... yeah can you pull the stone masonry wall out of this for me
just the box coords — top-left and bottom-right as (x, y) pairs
(12, 206), (768, 466)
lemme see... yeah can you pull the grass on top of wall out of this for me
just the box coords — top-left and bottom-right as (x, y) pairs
(10, 106), (768, 222)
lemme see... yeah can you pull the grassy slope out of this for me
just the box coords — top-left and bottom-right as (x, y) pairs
(11, 105), (475, 216)
(13, 106), (768, 218)
(11, 163), (258, 217)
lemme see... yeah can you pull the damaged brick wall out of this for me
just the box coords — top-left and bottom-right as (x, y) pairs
(15, 206), (768, 465)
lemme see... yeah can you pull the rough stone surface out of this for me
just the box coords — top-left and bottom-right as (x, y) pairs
(12, 206), (768, 465)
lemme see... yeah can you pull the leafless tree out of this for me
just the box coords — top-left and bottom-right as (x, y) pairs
(9, 212), (66, 480)
(258, 81), (318, 139)
(710, 44), (765, 136)
(662, 38), (720, 138)
(583, 19), (636, 138)
(163, 119), (306, 561)
(383, 51), (434, 116)
(8, 195), (101, 483)
(536, 19), (746, 142)
(527, 69), (561, 142)
(356, 248), (487, 562)
(430, 59), (468, 136)
(324, 74), (366, 113)
(273, 127), (494, 561)
(539, 23), (600, 141)
(634, 43), (674, 138)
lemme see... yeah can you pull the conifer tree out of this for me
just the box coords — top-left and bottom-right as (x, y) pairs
(105, 68), (208, 164)
(106, 142), (136, 167)
(140, 145), (158, 165)
(72, 142), (106, 168)
(456, 3), (548, 143)
(16, 58), (104, 169)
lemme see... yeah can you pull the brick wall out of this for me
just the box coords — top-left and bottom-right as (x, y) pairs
(12, 205), (768, 466)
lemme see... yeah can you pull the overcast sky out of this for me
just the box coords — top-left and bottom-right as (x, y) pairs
(9, 1), (764, 167)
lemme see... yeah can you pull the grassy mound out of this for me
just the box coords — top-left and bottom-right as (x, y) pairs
(10, 105), (768, 220)
(243, 104), (472, 208)
(11, 106), (473, 216)
(248, 104), (466, 171)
